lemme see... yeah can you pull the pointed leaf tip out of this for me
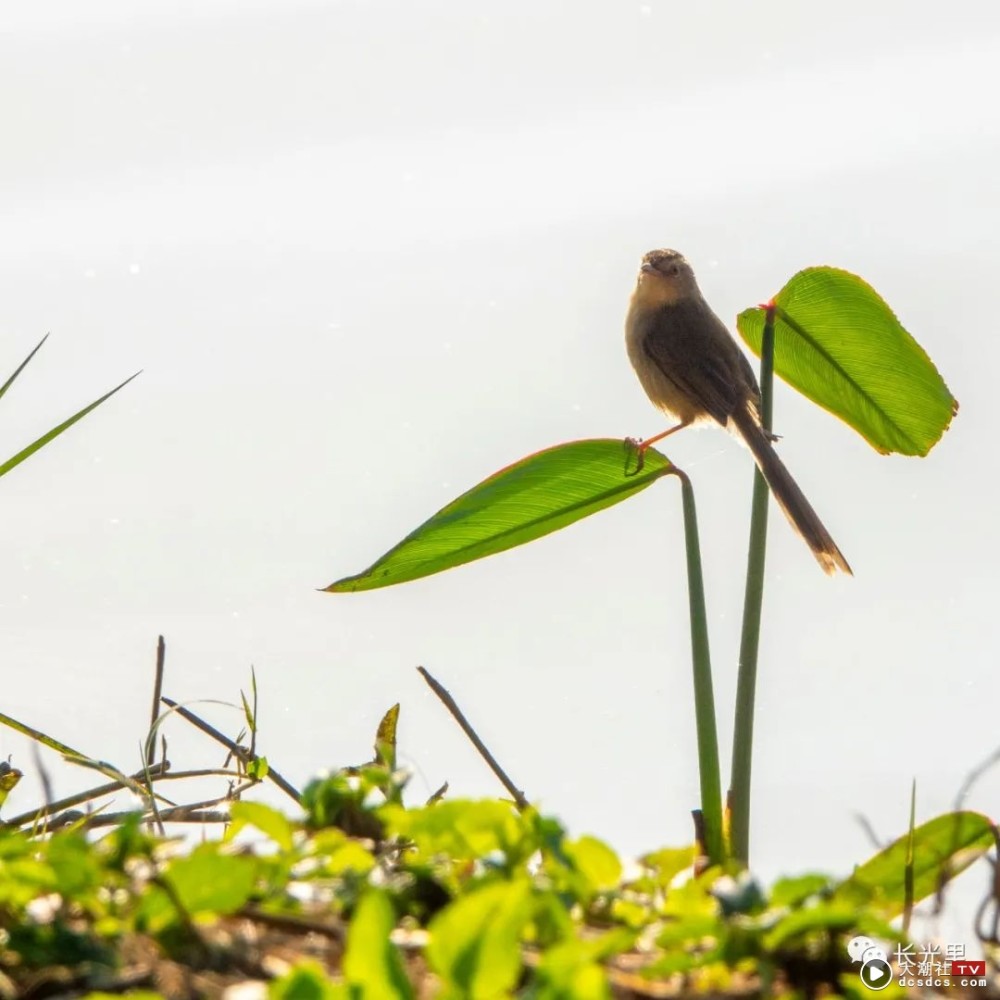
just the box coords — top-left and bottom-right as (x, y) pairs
(0, 369), (141, 481)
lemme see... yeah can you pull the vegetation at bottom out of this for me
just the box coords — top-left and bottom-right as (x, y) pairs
(1, 694), (997, 999)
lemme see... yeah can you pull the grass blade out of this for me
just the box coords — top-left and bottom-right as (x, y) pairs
(0, 334), (49, 403)
(0, 370), (141, 480)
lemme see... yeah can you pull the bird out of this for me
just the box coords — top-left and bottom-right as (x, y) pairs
(625, 248), (851, 576)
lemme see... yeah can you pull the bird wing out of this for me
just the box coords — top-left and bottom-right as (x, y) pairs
(641, 300), (751, 427)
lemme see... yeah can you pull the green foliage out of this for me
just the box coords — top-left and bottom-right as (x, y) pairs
(342, 891), (413, 999)
(228, 800), (296, 850)
(137, 844), (259, 934)
(529, 929), (634, 1000)
(769, 872), (833, 908)
(0, 760), (23, 810)
(301, 759), (407, 839)
(383, 798), (534, 869)
(162, 845), (259, 915)
(303, 828), (376, 879)
(326, 439), (671, 593)
(0, 778), (993, 994)
(736, 267), (957, 456)
(270, 960), (343, 998)
(375, 703), (401, 773)
(426, 879), (534, 996)
(557, 835), (622, 900)
(247, 755), (270, 780)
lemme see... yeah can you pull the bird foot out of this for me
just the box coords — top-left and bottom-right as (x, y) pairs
(623, 436), (646, 476)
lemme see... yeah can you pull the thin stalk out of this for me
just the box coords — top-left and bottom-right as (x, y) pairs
(902, 778), (916, 934)
(730, 303), (776, 865)
(417, 666), (528, 810)
(674, 469), (724, 865)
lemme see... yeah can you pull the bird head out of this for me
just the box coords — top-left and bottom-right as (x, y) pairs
(633, 249), (700, 307)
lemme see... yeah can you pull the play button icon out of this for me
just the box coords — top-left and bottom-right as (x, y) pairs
(860, 959), (893, 990)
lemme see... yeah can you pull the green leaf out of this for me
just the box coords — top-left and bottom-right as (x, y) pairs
(320, 839), (376, 877)
(44, 833), (102, 898)
(768, 873), (831, 908)
(270, 960), (344, 999)
(0, 369), (141, 481)
(736, 268), (957, 456)
(301, 827), (375, 880)
(765, 903), (900, 953)
(0, 844), (60, 907)
(227, 801), (295, 851)
(241, 691), (256, 734)
(639, 845), (698, 889)
(162, 846), (258, 915)
(833, 810), (995, 916)
(0, 710), (145, 800)
(382, 799), (529, 864)
(374, 703), (400, 771)
(426, 880), (534, 997)
(0, 761), (23, 811)
(763, 901), (861, 950)
(326, 438), (671, 593)
(342, 891), (413, 999)
(532, 927), (633, 999)
(533, 960), (610, 1000)
(247, 756), (269, 781)
(302, 770), (386, 839)
(0, 335), (49, 403)
(560, 835), (622, 897)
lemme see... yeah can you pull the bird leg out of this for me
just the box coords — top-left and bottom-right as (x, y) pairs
(623, 420), (691, 475)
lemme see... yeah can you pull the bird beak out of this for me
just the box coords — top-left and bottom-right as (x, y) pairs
(640, 261), (657, 275)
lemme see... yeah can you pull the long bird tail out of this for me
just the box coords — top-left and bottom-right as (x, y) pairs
(730, 406), (852, 576)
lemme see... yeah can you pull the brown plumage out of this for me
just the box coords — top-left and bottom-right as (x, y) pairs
(625, 248), (851, 576)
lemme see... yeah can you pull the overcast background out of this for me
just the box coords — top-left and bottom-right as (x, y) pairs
(2, 0), (997, 949)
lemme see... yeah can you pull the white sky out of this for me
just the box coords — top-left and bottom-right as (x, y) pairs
(2, 0), (997, 947)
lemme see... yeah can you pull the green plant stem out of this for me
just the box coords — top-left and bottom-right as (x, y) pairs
(674, 469), (724, 865)
(730, 304), (776, 865)
(903, 778), (916, 934)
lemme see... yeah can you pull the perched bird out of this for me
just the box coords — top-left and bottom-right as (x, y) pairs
(625, 248), (851, 576)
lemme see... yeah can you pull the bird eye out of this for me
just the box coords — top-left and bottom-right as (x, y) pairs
(668, 264), (680, 276)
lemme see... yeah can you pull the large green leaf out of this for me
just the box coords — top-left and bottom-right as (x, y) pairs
(342, 891), (414, 999)
(326, 439), (671, 593)
(833, 810), (995, 916)
(737, 267), (957, 456)
(161, 846), (258, 915)
(426, 880), (534, 997)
